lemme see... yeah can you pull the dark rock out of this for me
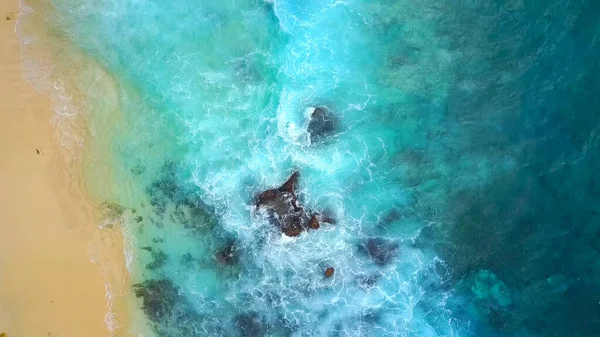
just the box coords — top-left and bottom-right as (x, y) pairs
(358, 238), (399, 266)
(308, 215), (320, 229)
(132, 279), (179, 323)
(152, 237), (164, 244)
(381, 208), (402, 225)
(307, 107), (337, 143)
(325, 267), (334, 278)
(216, 242), (237, 266)
(255, 171), (309, 236)
(235, 312), (265, 337)
(283, 224), (303, 237)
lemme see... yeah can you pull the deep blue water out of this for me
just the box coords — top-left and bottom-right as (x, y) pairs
(18, 0), (600, 336)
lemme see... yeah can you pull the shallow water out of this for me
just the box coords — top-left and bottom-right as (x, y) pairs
(17, 0), (600, 336)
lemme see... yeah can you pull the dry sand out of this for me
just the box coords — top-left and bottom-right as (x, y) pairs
(0, 0), (129, 336)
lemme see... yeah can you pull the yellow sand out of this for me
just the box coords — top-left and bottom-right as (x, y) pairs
(0, 1), (130, 336)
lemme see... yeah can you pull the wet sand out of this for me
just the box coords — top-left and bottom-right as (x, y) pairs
(0, 1), (129, 336)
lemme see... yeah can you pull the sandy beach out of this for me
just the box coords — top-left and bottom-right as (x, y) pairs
(0, 0), (129, 336)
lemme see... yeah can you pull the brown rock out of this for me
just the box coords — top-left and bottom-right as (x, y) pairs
(324, 267), (334, 278)
(255, 171), (309, 237)
(283, 224), (302, 237)
(280, 171), (299, 192)
(308, 214), (320, 229)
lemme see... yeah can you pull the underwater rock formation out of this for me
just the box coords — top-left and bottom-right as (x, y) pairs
(358, 238), (399, 266)
(234, 312), (266, 337)
(132, 279), (180, 323)
(146, 249), (168, 270)
(307, 106), (337, 143)
(255, 171), (310, 236)
(216, 241), (237, 266)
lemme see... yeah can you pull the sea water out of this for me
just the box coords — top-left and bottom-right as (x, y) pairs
(17, 0), (600, 336)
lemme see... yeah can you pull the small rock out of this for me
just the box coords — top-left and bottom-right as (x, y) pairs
(308, 214), (320, 229)
(325, 267), (334, 278)
(6, 13), (13, 21)
(36, 148), (40, 154)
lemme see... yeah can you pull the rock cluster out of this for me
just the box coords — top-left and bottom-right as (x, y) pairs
(255, 171), (329, 237)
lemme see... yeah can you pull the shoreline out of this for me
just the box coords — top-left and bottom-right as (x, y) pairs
(0, 1), (131, 336)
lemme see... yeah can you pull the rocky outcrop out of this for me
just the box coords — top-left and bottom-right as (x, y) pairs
(255, 172), (309, 236)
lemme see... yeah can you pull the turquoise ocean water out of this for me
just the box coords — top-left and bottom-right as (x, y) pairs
(18, 0), (600, 336)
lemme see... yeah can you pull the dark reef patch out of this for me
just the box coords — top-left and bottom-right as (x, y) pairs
(133, 279), (180, 323)
(358, 237), (399, 266)
(146, 162), (217, 234)
(234, 312), (267, 337)
(99, 202), (126, 218)
(132, 279), (206, 336)
(216, 240), (237, 266)
(146, 249), (168, 270)
(307, 106), (337, 144)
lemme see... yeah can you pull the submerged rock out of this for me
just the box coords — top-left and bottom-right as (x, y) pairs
(358, 238), (399, 266)
(255, 171), (309, 237)
(320, 210), (337, 225)
(307, 106), (337, 143)
(146, 249), (168, 270)
(216, 241), (237, 266)
(234, 312), (265, 337)
(132, 279), (179, 323)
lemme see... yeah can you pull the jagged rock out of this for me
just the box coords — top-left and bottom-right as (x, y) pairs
(307, 107), (337, 143)
(255, 172), (309, 237)
(358, 238), (399, 266)
(325, 267), (334, 278)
